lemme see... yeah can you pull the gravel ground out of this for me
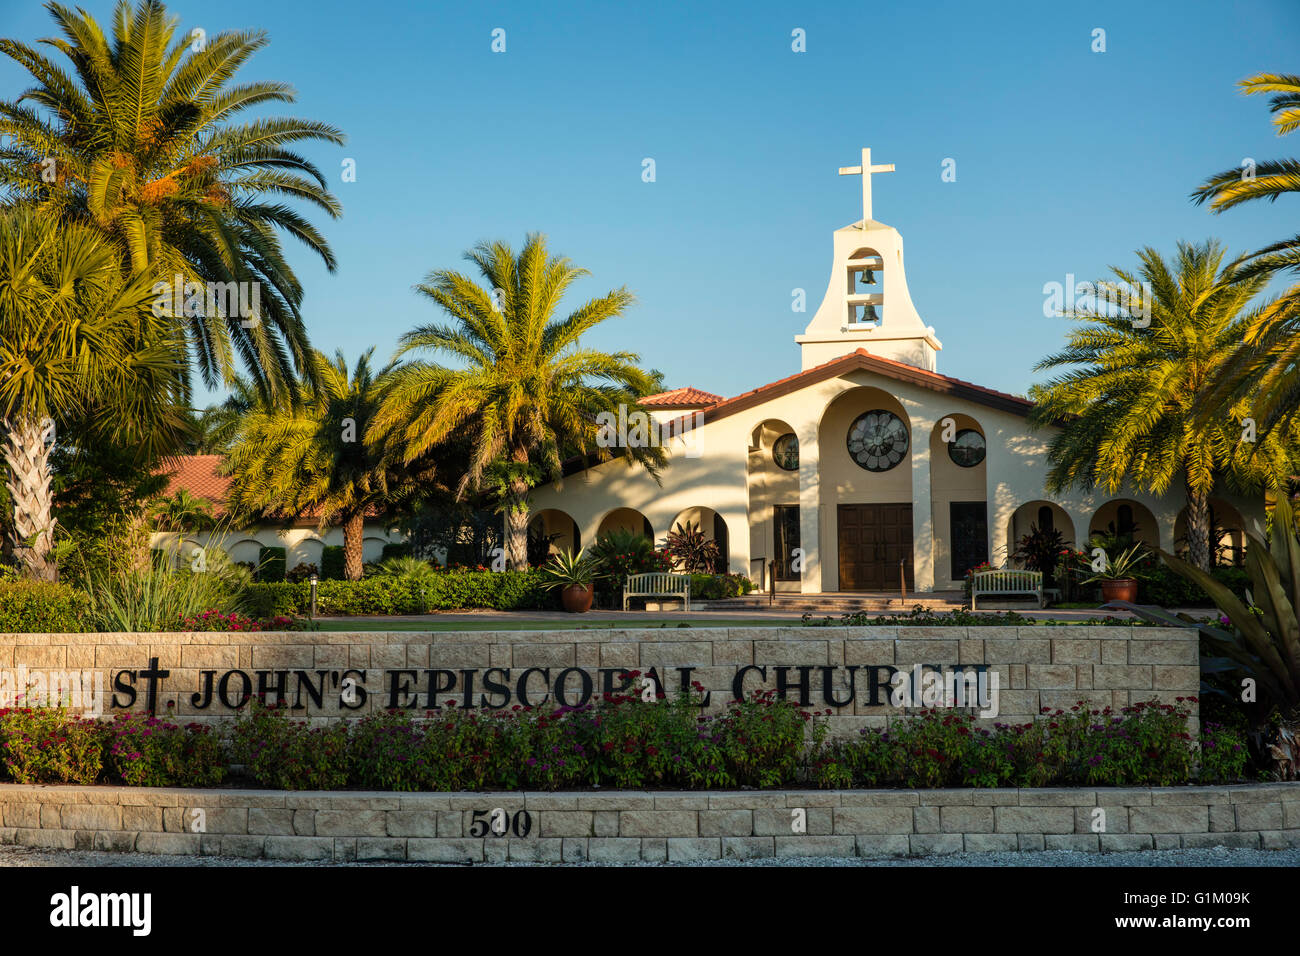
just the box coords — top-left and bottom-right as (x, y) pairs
(1, 844), (1296, 867)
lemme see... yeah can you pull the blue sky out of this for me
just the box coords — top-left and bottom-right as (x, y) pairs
(2, 0), (1296, 404)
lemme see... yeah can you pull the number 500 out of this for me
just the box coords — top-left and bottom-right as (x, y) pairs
(468, 808), (532, 837)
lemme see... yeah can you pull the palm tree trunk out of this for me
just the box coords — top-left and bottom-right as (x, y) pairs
(503, 444), (532, 571)
(343, 511), (365, 580)
(1185, 480), (1212, 572)
(2, 415), (57, 581)
(506, 478), (530, 570)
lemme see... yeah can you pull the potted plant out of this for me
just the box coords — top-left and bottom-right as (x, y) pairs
(1079, 543), (1150, 603)
(539, 548), (603, 613)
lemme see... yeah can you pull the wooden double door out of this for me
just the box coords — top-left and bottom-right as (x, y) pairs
(837, 503), (914, 591)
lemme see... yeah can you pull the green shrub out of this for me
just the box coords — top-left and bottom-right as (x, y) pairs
(244, 569), (554, 617)
(807, 699), (1204, 789)
(285, 562), (318, 583)
(1196, 719), (1249, 783)
(1141, 564), (1250, 607)
(257, 546), (286, 582)
(381, 542), (412, 562)
(320, 546), (345, 580)
(688, 573), (754, 600)
(0, 580), (90, 633)
(229, 702), (350, 790)
(0, 707), (106, 784)
(105, 713), (227, 786)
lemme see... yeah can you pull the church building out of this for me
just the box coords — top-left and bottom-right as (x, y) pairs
(527, 149), (1254, 594)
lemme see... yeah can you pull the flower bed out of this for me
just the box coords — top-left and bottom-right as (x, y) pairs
(0, 692), (1246, 791)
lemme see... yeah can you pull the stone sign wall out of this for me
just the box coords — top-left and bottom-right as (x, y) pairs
(0, 625), (1199, 736)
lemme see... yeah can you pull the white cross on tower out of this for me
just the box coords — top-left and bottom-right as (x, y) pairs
(838, 147), (894, 226)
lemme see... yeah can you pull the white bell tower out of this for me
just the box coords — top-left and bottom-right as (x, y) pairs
(795, 148), (942, 372)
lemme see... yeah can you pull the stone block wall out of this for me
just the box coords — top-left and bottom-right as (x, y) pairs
(0, 625), (1198, 737)
(1, 783), (1294, 863)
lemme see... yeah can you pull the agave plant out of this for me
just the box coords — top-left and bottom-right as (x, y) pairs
(1079, 544), (1152, 583)
(538, 548), (603, 591)
(1128, 496), (1300, 777)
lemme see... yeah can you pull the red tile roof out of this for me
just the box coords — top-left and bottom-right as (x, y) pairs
(641, 386), (723, 408)
(159, 455), (385, 523)
(161, 455), (232, 515)
(700, 348), (1034, 423)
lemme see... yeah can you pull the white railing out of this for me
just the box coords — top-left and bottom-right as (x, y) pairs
(623, 573), (691, 612)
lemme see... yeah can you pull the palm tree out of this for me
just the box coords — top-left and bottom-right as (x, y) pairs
(149, 487), (216, 533)
(185, 374), (258, 453)
(0, 205), (186, 579)
(222, 349), (418, 579)
(0, 0), (344, 402)
(1193, 73), (1300, 449)
(371, 233), (664, 569)
(1029, 240), (1280, 571)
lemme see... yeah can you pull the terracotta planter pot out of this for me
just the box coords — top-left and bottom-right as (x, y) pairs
(561, 584), (594, 613)
(1100, 578), (1138, 604)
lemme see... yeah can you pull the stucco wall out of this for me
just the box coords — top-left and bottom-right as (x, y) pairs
(529, 362), (1265, 593)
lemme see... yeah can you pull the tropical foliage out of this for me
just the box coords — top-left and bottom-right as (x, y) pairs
(0, 0), (345, 402)
(0, 206), (186, 579)
(371, 234), (664, 570)
(1030, 240), (1286, 570)
(1194, 73), (1300, 457)
(222, 349), (421, 579)
(538, 547), (602, 590)
(662, 520), (722, 573)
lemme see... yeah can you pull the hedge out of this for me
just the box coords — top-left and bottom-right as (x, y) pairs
(320, 545), (345, 580)
(256, 546), (286, 583)
(244, 569), (558, 617)
(0, 580), (90, 633)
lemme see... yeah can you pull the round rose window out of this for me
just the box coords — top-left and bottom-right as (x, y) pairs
(846, 410), (908, 472)
(773, 433), (799, 471)
(948, 429), (986, 468)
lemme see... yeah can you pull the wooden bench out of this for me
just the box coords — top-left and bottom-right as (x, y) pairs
(970, 569), (1044, 610)
(623, 572), (691, 612)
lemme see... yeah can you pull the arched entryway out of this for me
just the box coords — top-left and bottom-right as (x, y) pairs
(818, 387), (914, 591)
(1090, 499), (1159, 550)
(665, 506), (730, 573)
(596, 507), (653, 541)
(1005, 501), (1077, 568)
(527, 508), (580, 565)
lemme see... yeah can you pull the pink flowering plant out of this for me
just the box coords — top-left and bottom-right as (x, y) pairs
(106, 713), (226, 787)
(229, 700), (349, 790)
(173, 608), (301, 632)
(0, 706), (107, 784)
